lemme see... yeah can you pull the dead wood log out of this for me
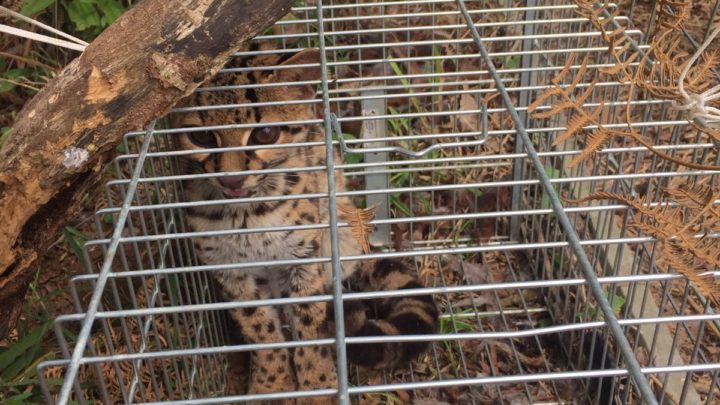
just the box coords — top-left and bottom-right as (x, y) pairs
(0, 0), (293, 337)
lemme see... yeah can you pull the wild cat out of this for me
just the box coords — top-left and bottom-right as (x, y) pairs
(172, 46), (438, 404)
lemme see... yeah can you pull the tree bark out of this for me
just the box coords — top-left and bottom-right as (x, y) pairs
(0, 0), (293, 338)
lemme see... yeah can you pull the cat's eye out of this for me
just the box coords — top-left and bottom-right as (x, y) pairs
(188, 131), (217, 148)
(249, 127), (280, 145)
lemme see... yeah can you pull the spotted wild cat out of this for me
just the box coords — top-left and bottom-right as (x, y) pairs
(171, 46), (438, 404)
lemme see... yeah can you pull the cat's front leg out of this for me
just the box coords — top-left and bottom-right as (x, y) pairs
(286, 263), (338, 405)
(223, 273), (297, 404)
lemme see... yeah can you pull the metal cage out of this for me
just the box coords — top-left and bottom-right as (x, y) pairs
(38, 0), (720, 404)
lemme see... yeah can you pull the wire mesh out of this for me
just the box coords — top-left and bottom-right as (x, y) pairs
(38, 0), (720, 404)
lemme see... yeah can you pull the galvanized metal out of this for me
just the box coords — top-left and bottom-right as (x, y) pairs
(37, 0), (720, 404)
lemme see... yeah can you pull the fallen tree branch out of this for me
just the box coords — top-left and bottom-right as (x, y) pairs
(0, 0), (293, 337)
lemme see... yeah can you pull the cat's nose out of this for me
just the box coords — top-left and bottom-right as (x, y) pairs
(217, 174), (245, 190)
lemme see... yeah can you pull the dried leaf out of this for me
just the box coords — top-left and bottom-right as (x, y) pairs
(463, 261), (492, 285)
(457, 94), (480, 132)
(339, 203), (380, 254)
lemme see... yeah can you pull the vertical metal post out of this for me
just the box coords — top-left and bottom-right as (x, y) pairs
(510, 0), (537, 242)
(315, 1), (350, 403)
(362, 90), (391, 247)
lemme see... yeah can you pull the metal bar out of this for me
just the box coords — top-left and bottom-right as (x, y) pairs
(510, 0), (537, 242)
(315, 1), (350, 402)
(47, 313), (720, 363)
(51, 277), (720, 322)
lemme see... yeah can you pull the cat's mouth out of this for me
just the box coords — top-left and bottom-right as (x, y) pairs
(222, 188), (254, 198)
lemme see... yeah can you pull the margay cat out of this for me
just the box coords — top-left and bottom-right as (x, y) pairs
(172, 45), (438, 403)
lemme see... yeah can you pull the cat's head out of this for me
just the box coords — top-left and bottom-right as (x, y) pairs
(172, 48), (323, 199)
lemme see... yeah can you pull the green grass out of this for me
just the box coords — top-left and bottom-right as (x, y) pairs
(0, 128), (11, 148)
(331, 132), (363, 165)
(540, 165), (561, 210)
(363, 391), (404, 405)
(438, 309), (476, 374)
(0, 266), (55, 405)
(579, 291), (626, 321)
(387, 106), (410, 138)
(0, 221), (94, 404)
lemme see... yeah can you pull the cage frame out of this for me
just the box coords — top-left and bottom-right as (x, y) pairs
(36, 0), (720, 404)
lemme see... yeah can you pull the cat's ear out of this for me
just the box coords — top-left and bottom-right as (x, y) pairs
(273, 48), (322, 99)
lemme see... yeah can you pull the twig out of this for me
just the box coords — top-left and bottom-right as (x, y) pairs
(0, 51), (56, 71)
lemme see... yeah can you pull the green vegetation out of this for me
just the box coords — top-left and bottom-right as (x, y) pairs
(2, 1), (133, 140)
(540, 165), (561, 210)
(21, 0), (128, 38)
(580, 291), (626, 321)
(0, 267), (56, 405)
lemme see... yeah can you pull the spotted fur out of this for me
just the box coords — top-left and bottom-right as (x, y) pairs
(171, 45), (438, 403)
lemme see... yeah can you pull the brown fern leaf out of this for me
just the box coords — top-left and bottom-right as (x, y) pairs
(566, 191), (685, 230)
(550, 52), (577, 86)
(677, 233), (720, 271)
(675, 182), (720, 235)
(665, 181), (715, 209)
(553, 114), (594, 146)
(532, 100), (577, 120)
(694, 237), (720, 270)
(660, 241), (720, 308)
(553, 103), (603, 146)
(599, 49), (638, 78)
(528, 85), (567, 115)
(686, 50), (720, 92)
(575, 0), (612, 20)
(623, 129), (720, 171)
(565, 57), (590, 90)
(338, 203), (380, 254)
(598, 6), (621, 31)
(692, 124), (720, 143)
(660, 241), (695, 269)
(605, 26), (627, 42)
(567, 127), (612, 168)
(656, 0), (692, 31)
(631, 221), (675, 240)
(531, 57), (591, 119)
(574, 77), (600, 107)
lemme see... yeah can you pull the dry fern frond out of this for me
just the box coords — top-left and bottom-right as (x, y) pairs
(549, 0), (720, 309)
(686, 51), (720, 90)
(661, 241), (720, 307)
(532, 100), (579, 120)
(569, 190), (720, 307)
(655, 0), (692, 31)
(338, 203), (380, 254)
(566, 191), (685, 230)
(623, 130), (720, 171)
(598, 47), (637, 77)
(527, 86), (564, 115)
(530, 57), (592, 120)
(567, 128), (613, 168)
(553, 97), (602, 146)
(550, 52), (577, 86)
(664, 181), (715, 210)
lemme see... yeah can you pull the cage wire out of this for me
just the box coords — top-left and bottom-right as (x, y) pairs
(37, 0), (720, 404)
